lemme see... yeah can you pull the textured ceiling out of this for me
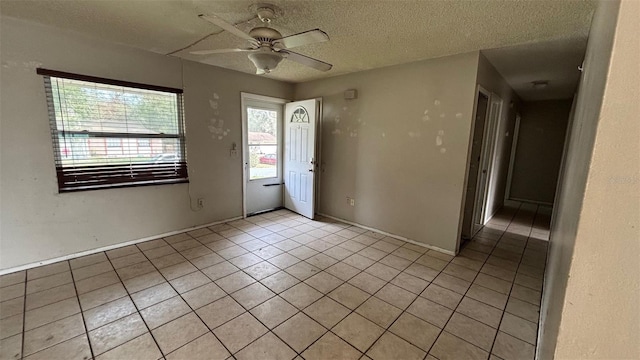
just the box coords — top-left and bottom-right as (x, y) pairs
(482, 37), (587, 101)
(0, 0), (596, 85)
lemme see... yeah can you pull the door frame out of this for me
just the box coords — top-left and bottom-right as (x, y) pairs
(314, 98), (323, 215)
(504, 113), (521, 202)
(240, 92), (288, 218)
(457, 85), (491, 250)
(473, 93), (503, 230)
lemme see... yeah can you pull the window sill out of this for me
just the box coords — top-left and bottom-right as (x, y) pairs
(58, 178), (189, 193)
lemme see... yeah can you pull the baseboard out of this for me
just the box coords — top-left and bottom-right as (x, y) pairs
(485, 206), (501, 224)
(504, 199), (522, 207)
(318, 213), (456, 256)
(509, 197), (553, 206)
(0, 215), (244, 276)
(247, 206), (284, 217)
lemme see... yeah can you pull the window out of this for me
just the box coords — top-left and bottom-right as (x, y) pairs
(247, 107), (278, 180)
(290, 106), (309, 123)
(38, 69), (187, 192)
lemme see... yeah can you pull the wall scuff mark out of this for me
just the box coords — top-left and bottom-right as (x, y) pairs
(207, 92), (230, 140)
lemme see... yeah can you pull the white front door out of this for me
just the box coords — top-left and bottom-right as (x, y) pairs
(284, 99), (318, 219)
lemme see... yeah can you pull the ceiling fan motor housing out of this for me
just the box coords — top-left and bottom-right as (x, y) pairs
(249, 27), (283, 43)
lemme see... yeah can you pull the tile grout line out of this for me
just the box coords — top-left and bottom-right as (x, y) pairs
(128, 236), (239, 360)
(512, 205), (546, 346)
(66, 260), (97, 360)
(190, 216), (410, 357)
(487, 204), (538, 357)
(18, 282), (76, 313)
(14, 267), (95, 359)
(169, 233), (280, 359)
(20, 271), (27, 360)
(166, 212), (492, 358)
(101, 251), (167, 359)
(6, 215), (346, 355)
(349, 251), (449, 358)
(175, 229), (302, 357)
(288, 230), (457, 358)
(270, 226), (443, 357)
(137, 227), (327, 358)
(4, 206), (547, 360)
(199, 218), (361, 358)
(21, 215), (416, 356)
(423, 202), (521, 358)
(202, 214), (359, 355)
(533, 205), (553, 350)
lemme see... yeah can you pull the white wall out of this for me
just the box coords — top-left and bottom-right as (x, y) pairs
(538, 0), (640, 358)
(294, 53), (480, 253)
(0, 16), (293, 270)
(509, 100), (572, 204)
(476, 53), (520, 220)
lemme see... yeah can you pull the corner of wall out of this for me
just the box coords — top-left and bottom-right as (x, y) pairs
(537, 0), (624, 358)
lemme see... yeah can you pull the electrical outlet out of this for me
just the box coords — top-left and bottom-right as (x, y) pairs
(350, 198), (355, 206)
(197, 198), (204, 208)
(230, 149), (238, 157)
(346, 197), (351, 205)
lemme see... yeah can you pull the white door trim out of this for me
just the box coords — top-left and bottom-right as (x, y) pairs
(471, 92), (503, 232)
(481, 95), (504, 223)
(471, 86), (493, 235)
(314, 97), (323, 214)
(457, 85), (491, 251)
(505, 113), (521, 201)
(240, 92), (288, 218)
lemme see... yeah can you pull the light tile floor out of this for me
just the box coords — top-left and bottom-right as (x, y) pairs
(0, 203), (549, 360)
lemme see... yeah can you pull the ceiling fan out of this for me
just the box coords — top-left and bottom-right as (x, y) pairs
(191, 3), (332, 75)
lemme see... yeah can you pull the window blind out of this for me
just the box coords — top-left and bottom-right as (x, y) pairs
(38, 69), (188, 192)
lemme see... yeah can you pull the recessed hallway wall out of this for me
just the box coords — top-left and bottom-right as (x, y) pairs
(508, 100), (572, 204)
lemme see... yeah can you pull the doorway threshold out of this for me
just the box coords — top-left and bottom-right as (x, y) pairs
(247, 206), (285, 217)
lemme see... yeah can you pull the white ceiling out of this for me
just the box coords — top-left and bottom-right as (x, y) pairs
(482, 37), (587, 101)
(1, 0), (596, 93)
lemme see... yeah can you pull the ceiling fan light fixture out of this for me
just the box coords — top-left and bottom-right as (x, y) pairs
(195, 6), (332, 74)
(248, 51), (284, 74)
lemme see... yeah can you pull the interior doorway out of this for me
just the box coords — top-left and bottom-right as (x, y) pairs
(241, 93), (286, 216)
(474, 95), (503, 226)
(461, 87), (504, 240)
(462, 87), (491, 239)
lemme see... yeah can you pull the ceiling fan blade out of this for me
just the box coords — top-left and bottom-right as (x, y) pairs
(281, 50), (332, 72)
(190, 48), (258, 55)
(256, 68), (267, 75)
(199, 14), (257, 44)
(273, 29), (329, 49)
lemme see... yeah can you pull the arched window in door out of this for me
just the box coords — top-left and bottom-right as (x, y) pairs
(290, 106), (309, 123)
